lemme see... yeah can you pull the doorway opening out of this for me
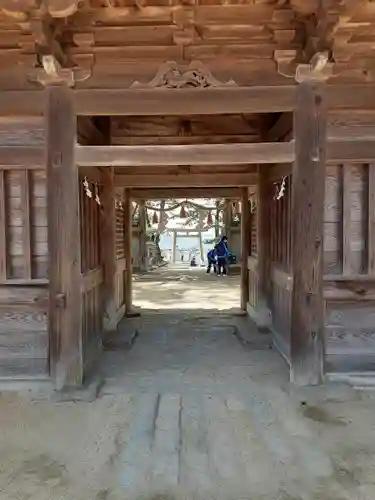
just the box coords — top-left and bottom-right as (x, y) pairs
(131, 197), (242, 314)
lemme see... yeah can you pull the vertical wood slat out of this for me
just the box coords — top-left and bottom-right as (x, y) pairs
(342, 164), (352, 274)
(0, 170), (7, 281)
(290, 79), (326, 386)
(285, 176), (291, 272)
(123, 188), (132, 315)
(368, 164), (375, 274)
(20, 170), (32, 279)
(257, 168), (269, 312)
(101, 168), (117, 327)
(240, 187), (250, 310)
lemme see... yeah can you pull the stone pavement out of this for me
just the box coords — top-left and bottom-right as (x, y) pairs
(0, 265), (375, 500)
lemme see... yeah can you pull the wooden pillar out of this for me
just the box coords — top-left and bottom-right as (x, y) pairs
(257, 167), (271, 327)
(46, 83), (83, 389)
(101, 168), (117, 331)
(199, 232), (205, 264)
(138, 200), (147, 271)
(224, 199), (232, 238)
(123, 188), (132, 315)
(172, 231), (177, 263)
(240, 188), (250, 310)
(290, 66), (328, 385)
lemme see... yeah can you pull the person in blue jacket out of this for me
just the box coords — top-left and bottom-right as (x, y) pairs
(216, 235), (230, 276)
(206, 245), (218, 274)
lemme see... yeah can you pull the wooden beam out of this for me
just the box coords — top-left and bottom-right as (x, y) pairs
(74, 86), (296, 115)
(240, 188), (250, 310)
(4, 138), (375, 170)
(123, 188), (132, 315)
(131, 187), (241, 199)
(290, 79), (326, 386)
(327, 139), (375, 163)
(0, 91), (45, 116)
(46, 84), (83, 389)
(267, 113), (293, 141)
(0, 147), (44, 167)
(116, 173), (257, 188)
(76, 143), (295, 167)
(3, 85), (375, 117)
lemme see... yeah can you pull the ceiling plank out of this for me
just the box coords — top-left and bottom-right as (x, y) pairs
(75, 142), (295, 166)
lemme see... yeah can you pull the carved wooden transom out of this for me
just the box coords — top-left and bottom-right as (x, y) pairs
(130, 61), (237, 89)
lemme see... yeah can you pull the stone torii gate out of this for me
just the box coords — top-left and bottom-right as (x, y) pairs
(169, 228), (206, 264)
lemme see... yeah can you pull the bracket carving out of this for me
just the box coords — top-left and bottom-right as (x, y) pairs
(28, 54), (91, 87)
(0, 0), (79, 19)
(130, 61), (237, 89)
(275, 50), (334, 82)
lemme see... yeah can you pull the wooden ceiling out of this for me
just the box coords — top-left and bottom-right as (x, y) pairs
(0, 0), (374, 89)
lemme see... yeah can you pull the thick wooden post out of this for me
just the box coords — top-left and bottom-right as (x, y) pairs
(257, 167), (271, 327)
(138, 200), (147, 271)
(224, 199), (232, 238)
(240, 188), (250, 310)
(290, 69), (327, 385)
(101, 168), (117, 331)
(123, 188), (133, 315)
(46, 84), (83, 389)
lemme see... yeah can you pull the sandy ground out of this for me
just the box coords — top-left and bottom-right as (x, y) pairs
(0, 265), (374, 500)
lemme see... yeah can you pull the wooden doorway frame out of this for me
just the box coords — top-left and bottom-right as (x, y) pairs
(41, 82), (328, 388)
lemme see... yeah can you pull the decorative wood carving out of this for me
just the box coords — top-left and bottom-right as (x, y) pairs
(275, 50), (334, 82)
(130, 61), (237, 89)
(28, 55), (91, 87)
(0, 0), (79, 18)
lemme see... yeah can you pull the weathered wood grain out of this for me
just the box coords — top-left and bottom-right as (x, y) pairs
(45, 84), (83, 389)
(290, 80), (326, 386)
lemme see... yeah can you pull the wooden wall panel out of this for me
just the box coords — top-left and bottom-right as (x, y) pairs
(326, 299), (375, 372)
(0, 117), (48, 378)
(0, 286), (48, 377)
(0, 117), (44, 146)
(324, 162), (375, 373)
(0, 169), (48, 282)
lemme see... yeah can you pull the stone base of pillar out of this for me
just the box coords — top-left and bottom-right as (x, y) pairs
(246, 302), (272, 329)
